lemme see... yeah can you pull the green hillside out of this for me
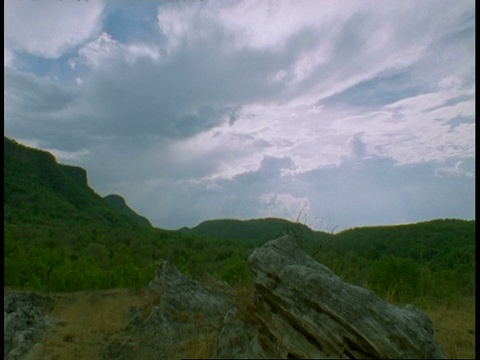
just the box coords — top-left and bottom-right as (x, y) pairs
(3, 137), (474, 360)
(104, 194), (152, 227)
(331, 219), (474, 264)
(4, 137), (146, 227)
(313, 219), (475, 305)
(179, 217), (331, 244)
(4, 137), (260, 292)
(3, 136), (475, 308)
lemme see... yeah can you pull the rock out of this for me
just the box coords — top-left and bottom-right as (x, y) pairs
(132, 236), (445, 359)
(121, 260), (235, 359)
(213, 308), (267, 359)
(148, 259), (231, 318)
(126, 306), (143, 326)
(4, 292), (57, 360)
(247, 235), (446, 359)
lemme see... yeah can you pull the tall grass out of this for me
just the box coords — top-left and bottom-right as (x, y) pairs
(20, 286), (475, 359)
(32, 289), (145, 360)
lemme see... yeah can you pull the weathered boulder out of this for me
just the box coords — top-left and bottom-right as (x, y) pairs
(127, 236), (445, 359)
(119, 260), (235, 359)
(4, 292), (62, 360)
(148, 259), (231, 318)
(248, 235), (445, 359)
(213, 307), (267, 359)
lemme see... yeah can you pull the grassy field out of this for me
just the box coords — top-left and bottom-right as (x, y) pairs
(21, 288), (475, 359)
(426, 296), (476, 359)
(31, 289), (145, 360)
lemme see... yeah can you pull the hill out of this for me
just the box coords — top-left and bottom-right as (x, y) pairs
(104, 194), (152, 227)
(331, 218), (475, 263)
(4, 137), (151, 227)
(3, 136), (475, 309)
(178, 217), (332, 244)
(3, 137), (475, 359)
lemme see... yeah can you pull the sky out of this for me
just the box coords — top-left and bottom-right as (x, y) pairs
(4, 0), (475, 232)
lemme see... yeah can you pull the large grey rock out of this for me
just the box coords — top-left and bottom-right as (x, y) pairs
(148, 259), (231, 318)
(4, 292), (62, 360)
(131, 236), (445, 359)
(248, 235), (446, 359)
(120, 260), (235, 359)
(213, 308), (267, 359)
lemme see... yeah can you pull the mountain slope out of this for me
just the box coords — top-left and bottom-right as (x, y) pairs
(104, 194), (152, 227)
(4, 137), (150, 227)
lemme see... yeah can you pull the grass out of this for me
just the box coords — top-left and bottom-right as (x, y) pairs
(11, 286), (474, 359)
(178, 332), (218, 359)
(426, 296), (475, 359)
(233, 285), (258, 325)
(31, 289), (146, 360)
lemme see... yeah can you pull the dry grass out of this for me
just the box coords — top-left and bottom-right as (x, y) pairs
(233, 285), (258, 325)
(179, 333), (218, 359)
(427, 296), (475, 359)
(32, 289), (146, 360)
(21, 286), (474, 359)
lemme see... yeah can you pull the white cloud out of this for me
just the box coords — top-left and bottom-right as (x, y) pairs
(4, 47), (14, 68)
(4, 0), (104, 59)
(45, 148), (90, 162)
(259, 192), (309, 221)
(435, 161), (474, 178)
(78, 33), (161, 69)
(216, 0), (328, 51)
(4, 0), (475, 231)
(68, 59), (76, 70)
(157, 1), (211, 55)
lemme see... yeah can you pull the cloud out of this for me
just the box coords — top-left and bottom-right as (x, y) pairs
(4, 0), (475, 231)
(4, 47), (14, 68)
(435, 160), (475, 178)
(259, 193), (309, 221)
(78, 32), (160, 69)
(319, 69), (429, 109)
(295, 157), (475, 231)
(4, 68), (92, 152)
(5, 0), (104, 59)
(45, 147), (90, 162)
(121, 153), (475, 231)
(349, 133), (368, 159)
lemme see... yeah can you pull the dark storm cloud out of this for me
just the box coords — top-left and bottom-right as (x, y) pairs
(5, 69), (76, 114)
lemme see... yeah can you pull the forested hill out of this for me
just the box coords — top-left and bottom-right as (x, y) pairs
(104, 194), (152, 227)
(4, 136), (151, 227)
(331, 219), (475, 263)
(179, 217), (474, 263)
(3, 136), (475, 305)
(179, 217), (332, 243)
